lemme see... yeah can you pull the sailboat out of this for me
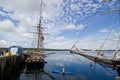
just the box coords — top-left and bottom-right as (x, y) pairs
(70, 8), (120, 73)
(24, 0), (46, 72)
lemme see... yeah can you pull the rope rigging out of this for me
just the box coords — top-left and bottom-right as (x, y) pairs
(70, 5), (120, 80)
(72, 9), (120, 53)
(98, 16), (117, 50)
(73, 14), (101, 47)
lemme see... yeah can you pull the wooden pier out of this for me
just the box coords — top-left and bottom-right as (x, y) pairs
(0, 54), (26, 80)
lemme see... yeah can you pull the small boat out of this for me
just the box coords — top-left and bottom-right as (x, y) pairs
(52, 68), (74, 75)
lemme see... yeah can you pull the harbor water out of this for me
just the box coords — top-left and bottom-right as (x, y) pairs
(1, 51), (119, 80)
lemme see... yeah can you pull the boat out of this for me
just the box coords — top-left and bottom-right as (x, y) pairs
(52, 68), (74, 75)
(70, 46), (120, 69)
(24, 0), (47, 71)
(70, 9), (120, 76)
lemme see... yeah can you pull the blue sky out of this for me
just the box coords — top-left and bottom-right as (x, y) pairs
(0, 0), (120, 49)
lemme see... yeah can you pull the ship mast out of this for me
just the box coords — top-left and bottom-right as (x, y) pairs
(36, 0), (44, 53)
(24, 0), (46, 68)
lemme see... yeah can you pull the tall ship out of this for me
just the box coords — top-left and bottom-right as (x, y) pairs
(24, 0), (46, 72)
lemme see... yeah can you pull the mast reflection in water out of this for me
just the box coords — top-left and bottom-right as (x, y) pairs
(20, 60), (55, 80)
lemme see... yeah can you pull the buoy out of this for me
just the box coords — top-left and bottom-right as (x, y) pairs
(89, 62), (93, 67)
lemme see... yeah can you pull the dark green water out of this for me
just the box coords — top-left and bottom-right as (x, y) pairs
(20, 51), (118, 80)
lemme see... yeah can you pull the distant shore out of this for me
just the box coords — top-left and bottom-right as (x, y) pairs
(0, 47), (118, 51)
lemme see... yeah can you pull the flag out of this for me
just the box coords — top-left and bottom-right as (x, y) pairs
(41, 35), (44, 41)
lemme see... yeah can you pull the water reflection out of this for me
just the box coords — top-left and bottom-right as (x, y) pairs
(45, 51), (118, 80)
(0, 51), (119, 80)
(70, 51), (120, 80)
(0, 68), (21, 80)
(95, 60), (120, 77)
(20, 71), (55, 80)
(20, 61), (55, 80)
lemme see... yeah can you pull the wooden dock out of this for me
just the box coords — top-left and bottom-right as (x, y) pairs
(0, 54), (26, 80)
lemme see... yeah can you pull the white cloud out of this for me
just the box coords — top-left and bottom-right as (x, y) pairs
(0, 20), (15, 32)
(0, 40), (7, 45)
(98, 0), (103, 2)
(62, 24), (85, 30)
(0, 39), (20, 47)
(100, 28), (109, 32)
(0, 0), (118, 49)
(0, 20), (34, 47)
(65, 24), (76, 30)
(43, 0), (63, 19)
(55, 36), (65, 41)
(0, 0), (63, 22)
(45, 36), (75, 49)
